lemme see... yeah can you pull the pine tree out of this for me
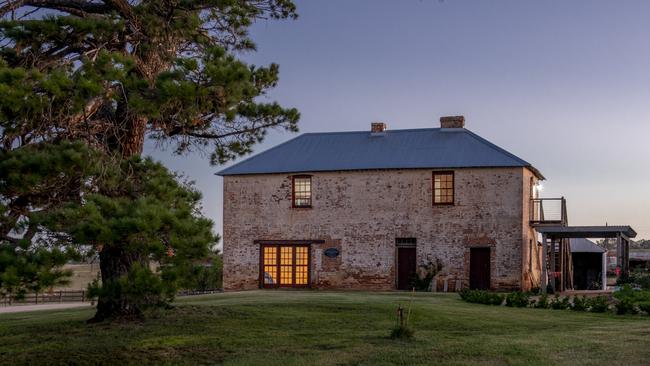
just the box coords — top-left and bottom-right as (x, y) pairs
(40, 146), (218, 320)
(0, 0), (299, 159)
(0, 1), (298, 320)
(2, 141), (217, 320)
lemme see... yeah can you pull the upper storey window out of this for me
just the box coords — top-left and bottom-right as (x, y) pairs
(292, 175), (312, 208)
(433, 171), (454, 205)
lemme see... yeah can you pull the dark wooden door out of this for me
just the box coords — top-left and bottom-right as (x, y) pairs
(397, 247), (417, 290)
(470, 247), (491, 290)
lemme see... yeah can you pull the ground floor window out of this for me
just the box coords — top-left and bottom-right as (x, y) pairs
(260, 244), (310, 288)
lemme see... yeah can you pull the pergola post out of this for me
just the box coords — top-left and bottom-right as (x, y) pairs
(621, 234), (630, 275)
(541, 233), (548, 294)
(550, 238), (556, 292)
(616, 233), (623, 278)
(556, 239), (566, 292)
(601, 252), (607, 291)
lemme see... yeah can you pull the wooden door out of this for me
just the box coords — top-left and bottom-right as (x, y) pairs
(470, 247), (491, 290)
(397, 247), (417, 290)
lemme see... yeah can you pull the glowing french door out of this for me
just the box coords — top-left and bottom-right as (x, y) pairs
(261, 244), (309, 288)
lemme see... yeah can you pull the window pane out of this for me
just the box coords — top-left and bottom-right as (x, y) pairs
(263, 247), (277, 285)
(433, 173), (454, 204)
(264, 266), (276, 284)
(295, 246), (308, 285)
(293, 176), (312, 207)
(280, 246), (293, 285)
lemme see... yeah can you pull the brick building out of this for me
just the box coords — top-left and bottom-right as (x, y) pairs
(218, 116), (546, 291)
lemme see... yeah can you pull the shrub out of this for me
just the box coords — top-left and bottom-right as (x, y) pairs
(505, 291), (530, 307)
(614, 284), (636, 300)
(613, 285), (650, 315)
(487, 292), (505, 305)
(410, 259), (442, 291)
(618, 270), (650, 290)
(616, 297), (637, 315)
(458, 289), (504, 306)
(533, 294), (550, 309)
(458, 289), (474, 302)
(633, 273), (650, 290)
(616, 272), (633, 286)
(613, 285), (650, 301)
(550, 295), (571, 310)
(587, 296), (610, 313)
(571, 296), (588, 311)
(637, 301), (650, 315)
(180, 254), (223, 291)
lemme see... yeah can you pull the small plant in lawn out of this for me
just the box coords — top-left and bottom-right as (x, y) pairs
(390, 323), (415, 340)
(571, 296), (588, 311)
(505, 292), (530, 307)
(391, 290), (415, 340)
(587, 296), (610, 313)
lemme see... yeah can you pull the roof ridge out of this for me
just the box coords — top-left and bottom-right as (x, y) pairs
(302, 127), (444, 135)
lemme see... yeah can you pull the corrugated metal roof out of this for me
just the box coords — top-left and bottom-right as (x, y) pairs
(536, 225), (637, 238)
(570, 238), (606, 253)
(630, 251), (650, 260)
(217, 128), (543, 177)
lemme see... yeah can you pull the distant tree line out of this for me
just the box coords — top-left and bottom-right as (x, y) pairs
(597, 239), (650, 250)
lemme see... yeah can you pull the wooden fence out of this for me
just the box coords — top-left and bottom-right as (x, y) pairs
(1, 290), (87, 306)
(177, 289), (223, 297)
(1, 289), (222, 306)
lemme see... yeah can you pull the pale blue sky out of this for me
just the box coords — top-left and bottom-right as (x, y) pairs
(145, 0), (650, 241)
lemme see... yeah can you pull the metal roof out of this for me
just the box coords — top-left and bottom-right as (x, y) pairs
(630, 251), (650, 261)
(536, 225), (637, 239)
(569, 238), (606, 253)
(217, 128), (543, 177)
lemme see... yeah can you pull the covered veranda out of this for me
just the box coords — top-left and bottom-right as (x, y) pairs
(535, 225), (637, 294)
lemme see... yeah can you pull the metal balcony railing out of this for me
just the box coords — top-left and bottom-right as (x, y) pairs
(530, 197), (567, 225)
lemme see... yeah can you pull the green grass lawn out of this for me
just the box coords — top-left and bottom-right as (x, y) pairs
(1, 291), (649, 366)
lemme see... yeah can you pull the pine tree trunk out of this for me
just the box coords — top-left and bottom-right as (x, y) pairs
(91, 55), (162, 322)
(89, 246), (148, 322)
(90, 109), (148, 322)
(120, 115), (147, 157)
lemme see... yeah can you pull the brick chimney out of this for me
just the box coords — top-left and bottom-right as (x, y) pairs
(440, 115), (465, 129)
(371, 122), (387, 133)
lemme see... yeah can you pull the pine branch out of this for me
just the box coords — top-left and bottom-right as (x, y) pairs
(0, 0), (110, 16)
(181, 122), (280, 140)
(101, 0), (132, 19)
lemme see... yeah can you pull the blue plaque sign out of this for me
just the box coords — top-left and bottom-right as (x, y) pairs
(324, 248), (340, 258)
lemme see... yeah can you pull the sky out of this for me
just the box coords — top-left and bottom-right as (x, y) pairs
(145, 0), (650, 241)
